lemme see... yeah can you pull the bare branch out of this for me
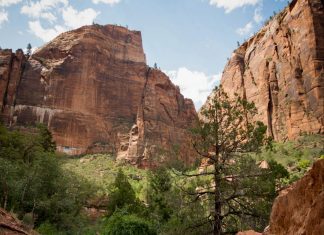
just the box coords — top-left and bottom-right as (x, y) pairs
(180, 171), (214, 178)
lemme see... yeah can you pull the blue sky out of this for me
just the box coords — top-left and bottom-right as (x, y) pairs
(0, 0), (288, 109)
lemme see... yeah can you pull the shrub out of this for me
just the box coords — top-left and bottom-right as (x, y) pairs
(37, 221), (60, 235)
(102, 211), (156, 235)
(297, 159), (311, 170)
(107, 169), (142, 215)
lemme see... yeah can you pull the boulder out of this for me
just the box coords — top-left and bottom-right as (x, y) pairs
(265, 159), (324, 235)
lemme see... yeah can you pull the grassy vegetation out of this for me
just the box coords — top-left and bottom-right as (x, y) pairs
(60, 154), (148, 200)
(254, 134), (324, 184)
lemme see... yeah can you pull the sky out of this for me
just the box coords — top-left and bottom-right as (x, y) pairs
(0, 0), (288, 109)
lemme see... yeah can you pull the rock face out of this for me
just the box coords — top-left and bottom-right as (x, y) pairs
(202, 0), (324, 141)
(236, 231), (261, 235)
(0, 49), (25, 121)
(0, 208), (36, 235)
(0, 25), (197, 167)
(264, 159), (324, 235)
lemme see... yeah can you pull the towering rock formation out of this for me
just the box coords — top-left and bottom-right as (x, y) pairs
(202, 0), (323, 141)
(0, 25), (197, 167)
(0, 49), (25, 120)
(264, 159), (324, 235)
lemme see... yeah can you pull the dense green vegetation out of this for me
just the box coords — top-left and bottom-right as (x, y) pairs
(0, 121), (322, 234)
(255, 134), (324, 186)
(0, 124), (97, 233)
(60, 154), (147, 200)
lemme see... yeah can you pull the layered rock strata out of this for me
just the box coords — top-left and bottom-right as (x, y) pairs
(202, 0), (324, 140)
(0, 25), (197, 167)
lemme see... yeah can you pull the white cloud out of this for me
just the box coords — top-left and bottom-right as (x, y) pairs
(28, 20), (66, 42)
(92, 0), (120, 5)
(253, 6), (263, 23)
(23, 1), (100, 42)
(0, 10), (8, 27)
(236, 22), (253, 36)
(21, 0), (68, 22)
(62, 6), (99, 29)
(0, 0), (21, 27)
(209, 0), (261, 13)
(0, 0), (21, 7)
(165, 67), (221, 109)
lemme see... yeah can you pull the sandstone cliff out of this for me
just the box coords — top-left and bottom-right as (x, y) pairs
(237, 231), (261, 235)
(0, 49), (25, 121)
(201, 0), (324, 141)
(0, 25), (197, 167)
(264, 159), (324, 235)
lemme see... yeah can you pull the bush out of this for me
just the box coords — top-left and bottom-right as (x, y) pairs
(107, 169), (144, 215)
(102, 211), (156, 235)
(37, 221), (60, 235)
(297, 159), (310, 170)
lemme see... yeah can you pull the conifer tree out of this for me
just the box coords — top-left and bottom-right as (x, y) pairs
(26, 43), (32, 57)
(182, 86), (283, 234)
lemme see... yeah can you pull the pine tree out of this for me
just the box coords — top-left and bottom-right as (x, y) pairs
(181, 86), (283, 234)
(107, 169), (138, 215)
(26, 43), (32, 57)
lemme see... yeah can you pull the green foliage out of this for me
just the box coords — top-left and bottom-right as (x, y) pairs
(297, 159), (310, 170)
(1, 119), (319, 235)
(60, 154), (147, 199)
(102, 210), (156, 235)
(179, 156), (286, 233)
(148, 168), (172, 193)
(147, 168), (173, 224)
(184, 86), (283, 234)
(107, 169), (143, 215)
(22, 213), (34, 226)
(37, 221), (60, 235)
(268, 160), (289, 180)
(36, 124), (56, 153)
(159, 184), (212, 235)
(0, 124), (95, 233)
(255, 134), (323, 185)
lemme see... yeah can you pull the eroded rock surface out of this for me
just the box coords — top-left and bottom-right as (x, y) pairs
(0, 25), (197, 167)
(0, 208), (36, 235)
(237, 231), (262, 235)
(0, 49), (25, 123)
(265, 159), (324, 235)
(202, 0), (324, 140)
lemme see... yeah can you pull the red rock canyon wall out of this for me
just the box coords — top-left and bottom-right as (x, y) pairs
(0, 25), (197, 167)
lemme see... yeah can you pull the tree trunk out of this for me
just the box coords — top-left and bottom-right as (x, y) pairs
(1, 179), (8, 210)
(213, 162), (222, 235)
